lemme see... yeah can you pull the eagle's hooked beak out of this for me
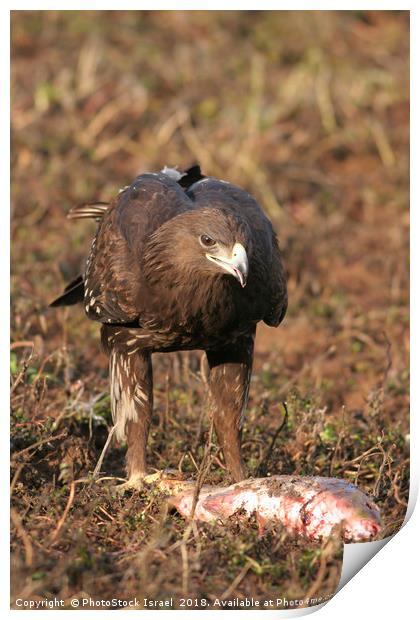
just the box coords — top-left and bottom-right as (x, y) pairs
(206, 242), (249, 288)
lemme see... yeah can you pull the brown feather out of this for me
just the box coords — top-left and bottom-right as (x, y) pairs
(67, 202), (109, 221)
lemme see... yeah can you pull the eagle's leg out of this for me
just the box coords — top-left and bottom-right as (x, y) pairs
(124, 351), (153, 484)
(206, 331), (255, 483)
(102, 327), (153, 489)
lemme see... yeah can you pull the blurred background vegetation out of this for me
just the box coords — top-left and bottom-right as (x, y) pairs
(11, 10), (409, 609)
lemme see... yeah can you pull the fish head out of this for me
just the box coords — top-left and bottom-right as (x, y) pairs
(339, 490), (382, 542)
(301, 484), (381, 542)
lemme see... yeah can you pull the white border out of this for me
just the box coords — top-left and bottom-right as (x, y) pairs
(5, 4), (416, 618)
(4, 2), (415, 9)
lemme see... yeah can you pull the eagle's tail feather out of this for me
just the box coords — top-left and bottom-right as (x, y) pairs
(178, 164), (205, 189)
(160, 164), (205, 189)
(49, 275), (84, 307)
(65, 165), (204, 224)
(67, 202), (109, 221)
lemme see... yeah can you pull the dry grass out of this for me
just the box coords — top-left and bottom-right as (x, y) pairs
(11, 10), (409, 610)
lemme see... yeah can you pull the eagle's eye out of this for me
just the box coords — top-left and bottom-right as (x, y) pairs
(199, 234), (216, 248)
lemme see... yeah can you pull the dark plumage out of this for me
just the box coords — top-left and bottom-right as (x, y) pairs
(51, 165), (287, 485)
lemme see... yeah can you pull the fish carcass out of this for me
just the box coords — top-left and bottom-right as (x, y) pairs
(161, 476), (381, 543)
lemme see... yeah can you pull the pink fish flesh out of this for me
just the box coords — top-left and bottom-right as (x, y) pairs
(166, 476), (381, 543)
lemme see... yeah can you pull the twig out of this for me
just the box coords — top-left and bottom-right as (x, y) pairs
(50, 480), (76, 542)
(10, 463), (25, 495)
(194, 401), (208, 450)
(178, 419), (215, 596)
(315, 68), (337, 134)
(219, 562), (251, 600)
(11, 349), (34, 394)
(256, 402), (288, 476)
(181, 533), (189, 596)
(370, 118), (396, 168)
(189, 419), (214, 519)
(346, 442), (383, 465)
(97, 506), (116, 522)
(194, 356), (209, 449)
(162, 371), (170, 430)
(304, 550), (328, 602)
(183, 354), (193, 418)
(392, 467), (408, 507)
(92, 424), (117, 478)
(52, 386), (85, 432)
(10, 341), (35, 351)
(11, 508), (33, 567)
(352, 439), (388, 490)
(329, 429), (345, 477)
(187, 451), (200, 474)
(12, 432), (67, 458)
(373, 443), (393, 498)
(156, 106), (189, 146)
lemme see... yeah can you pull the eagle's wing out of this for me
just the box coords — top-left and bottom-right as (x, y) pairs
(264, 234), (288, 326)
(50, 169), (202, 312)
(83, 173), (193, 324)
(187, 178), (288, 327)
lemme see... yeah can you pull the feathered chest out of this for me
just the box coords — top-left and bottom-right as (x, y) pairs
(139, 268), (267, 347)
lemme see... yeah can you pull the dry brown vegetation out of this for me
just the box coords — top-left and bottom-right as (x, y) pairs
(11, 10), (409, 610)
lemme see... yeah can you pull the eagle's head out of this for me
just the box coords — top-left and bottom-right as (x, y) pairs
(144, 208), (251, 288)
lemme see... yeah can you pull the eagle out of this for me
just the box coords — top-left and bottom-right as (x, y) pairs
(51, 165), (287, 488)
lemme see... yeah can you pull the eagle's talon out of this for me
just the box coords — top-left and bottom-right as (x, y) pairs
(113, 469), (182, 495)
(143, 468), (180, 485)
(113, 475), (146, 495)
